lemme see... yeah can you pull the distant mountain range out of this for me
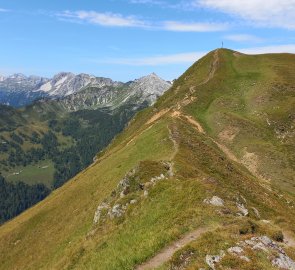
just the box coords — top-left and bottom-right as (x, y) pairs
(0, 72), (171, 108)
(0, 71), (171, 224)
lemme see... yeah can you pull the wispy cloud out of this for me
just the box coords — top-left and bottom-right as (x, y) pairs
(57, 10), (228, 32)
(163, 21), (228, 32)
(88, 44), (295, 66)
(57, 11), (149, 28)
(129, 0), (165, 5)
(129, 0), (194, 10)
(224, 34), (264, 43)
(89, 52), (206, 66)
(0, 8), (9, 12)
(193, 0), (295, 29)
(239, 44), (295, 54)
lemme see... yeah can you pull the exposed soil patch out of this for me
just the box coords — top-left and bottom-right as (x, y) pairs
(283, 231), (295, 248)
(241, 150), (271, 183)
(218, 126), (240, 142)
(135, 228), (208, 270)
(171, 111), (204, 134)
(212, 139), (239, 162)
(146, 109), (170, 125)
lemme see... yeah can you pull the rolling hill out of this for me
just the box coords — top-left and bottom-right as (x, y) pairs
(0, 49), (294, 270)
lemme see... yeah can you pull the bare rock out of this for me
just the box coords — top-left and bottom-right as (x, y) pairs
(236, 202), (249, 216)
(205, 255), (221, 270)
(240, 255), (251, 262)
(164, 161), (174, 177)
(251, 207), (261, 218)
(261, 219), (271, 224)
(150, 174), (166, 184)
(272, 253), (295, 270)
(204, 196), (224, 207)
(93, 202), (109, 224)
(245, 239), (257, 246)
(117, 177), (130, 195)
(252, 242), (269, 252)
(108, 204), (124, 219)
(228, 246), (244, 254)
(205, 251), (225, 270)
(130, 199), (137, 204)
(227, 246), (251, 262)
(225, 235), (295, 269)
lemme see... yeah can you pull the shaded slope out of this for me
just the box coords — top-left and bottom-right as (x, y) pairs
(0, 49), (294, 270)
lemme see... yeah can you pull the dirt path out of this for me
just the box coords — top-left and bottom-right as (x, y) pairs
(182, 115), (205, 134)
(168, 126), (179, 161)
(126, 124), (155, 146)
(170, 109), (241, 166)
(135, 227), (208, 270)
(284, 231), (295, 247)
(171, 110), (205, 134)
(146, 109), (170, 125)
(200, 49), (219, 86)
(177, 49), (220, 109)
(212, 139), (239, 163)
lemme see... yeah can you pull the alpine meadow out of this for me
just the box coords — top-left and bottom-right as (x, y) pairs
(1, 1), (295, 269)
(1, 49), (295, 269)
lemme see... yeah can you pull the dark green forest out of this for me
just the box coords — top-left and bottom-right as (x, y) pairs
(0, 103), (147, 224)
(0, 175), (50, 224)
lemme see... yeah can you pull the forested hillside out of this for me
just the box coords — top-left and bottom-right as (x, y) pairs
(0, 102), (147, 223)
(0, 176), (50, 224)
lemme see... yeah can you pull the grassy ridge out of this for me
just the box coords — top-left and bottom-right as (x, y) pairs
(0, 49), (294, 269)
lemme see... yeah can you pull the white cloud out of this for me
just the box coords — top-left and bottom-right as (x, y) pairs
(58, 11), (149, 28)
(57, 10), (227, 32)
(129, 0), (196, 10)
(163, 21), (228, 32)
(90, 44), (295, 66)
(91, 52), (206, 66)
(194, 0), (295, 29)
(0, 8), (9, 12)
(129, 0), (165, 5)
(224, 34), (263, 43)
(239, 44), (295, 54)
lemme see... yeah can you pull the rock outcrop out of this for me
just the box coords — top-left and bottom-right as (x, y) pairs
(203, 196), (224, 207)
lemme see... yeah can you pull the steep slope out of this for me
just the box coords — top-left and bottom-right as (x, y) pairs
(0, 49), (294, 270)
(37, 72), (120, 97)
(0, 75), (171, 224)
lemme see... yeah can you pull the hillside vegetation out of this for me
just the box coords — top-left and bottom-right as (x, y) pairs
(0, 72), (170, 223)
(0, 49), (294, 270)
(0, 101), (147, 223)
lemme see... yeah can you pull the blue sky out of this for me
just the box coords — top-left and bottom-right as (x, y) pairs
(0, 0), (295, 81)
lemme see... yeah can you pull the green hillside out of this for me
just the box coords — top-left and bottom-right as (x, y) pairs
(0, 99), (147, 223)
(0, 49), (294, 270)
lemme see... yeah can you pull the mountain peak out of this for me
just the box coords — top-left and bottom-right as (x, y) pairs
(130, 73), (171, 104)
(137, 72), (161, 81)
(9, 73), (27, 80)
(148, 72), (159, 77)
(0, 71), (172, 107)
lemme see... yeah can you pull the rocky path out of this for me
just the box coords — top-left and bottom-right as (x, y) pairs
(168, 125), (179, 161)
(135, 228), (208, 270)
(200, 49), (219, 86)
